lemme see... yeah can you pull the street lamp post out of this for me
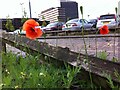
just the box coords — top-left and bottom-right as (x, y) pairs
(88, 15), (90, 20)
(29, 0), (32, 18)
(20, 3), (24, 17)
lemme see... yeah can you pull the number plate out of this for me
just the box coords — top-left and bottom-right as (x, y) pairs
(103, 21), (109, 25)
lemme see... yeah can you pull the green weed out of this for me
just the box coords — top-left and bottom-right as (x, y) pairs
(2, 52), (83, 88)
(97, 51), (108, 60)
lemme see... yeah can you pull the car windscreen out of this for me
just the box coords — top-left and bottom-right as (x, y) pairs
(79, 19), (88, 23)
(99, 15), (115, 20)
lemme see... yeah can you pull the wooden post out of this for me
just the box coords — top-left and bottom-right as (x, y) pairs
(2, 41), (6, 53)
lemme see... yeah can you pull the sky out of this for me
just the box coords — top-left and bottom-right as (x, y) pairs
(0, 0), (119, 19)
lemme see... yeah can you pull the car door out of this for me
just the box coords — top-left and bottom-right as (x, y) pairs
(83, 19), (93, 29)
(80, 19), (92, 29)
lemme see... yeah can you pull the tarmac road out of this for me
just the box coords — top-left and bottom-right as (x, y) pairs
(39, 35), (120, 62)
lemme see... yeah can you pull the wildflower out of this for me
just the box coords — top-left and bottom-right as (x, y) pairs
(5, 69), (8, 72)
(7, 71), (10, 75)
(23, 19), (43, 39)
(5, 69), (10, 75)
(20, 72), (26, 76)
(0, 83), (6, 87)
(99, 25), (109, 34)
(15, 85), (19, 88)
(38, 84), (40, 86)
(20, 72), (25, 75)
(39, 72), (45, 77)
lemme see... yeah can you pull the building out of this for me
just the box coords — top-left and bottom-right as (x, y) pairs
(39, 0), (78, 23)
(60, 0), (79, 22)
(39, 7), (66, 23)
(118, 1), (120, 15)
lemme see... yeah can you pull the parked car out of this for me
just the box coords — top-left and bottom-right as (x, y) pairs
(41, 22), (64, 31)
(62, 18), (94, 31)
(88, 19), (98, 28)
(96, 14), (120, 29)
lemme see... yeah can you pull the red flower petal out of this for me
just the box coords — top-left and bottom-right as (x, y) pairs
(99, 25), (109, 35)
(23, 19), (43, 39)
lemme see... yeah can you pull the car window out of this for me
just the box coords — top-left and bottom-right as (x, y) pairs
(79, 19), (84, 23)
(84, 19), (88, 23)
(57, 23), (62, 26)
(99, 14), (115, 20)
(66, 19), (79, 23)
(117, 15), (120, 20)
(79, 19), (88, 23)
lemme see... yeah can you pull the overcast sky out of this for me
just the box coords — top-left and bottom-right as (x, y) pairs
(0, 0), (119, 19)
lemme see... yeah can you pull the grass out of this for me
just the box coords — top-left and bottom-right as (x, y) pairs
(1, 50), (120, 89)
(97, 50), (118, 62)
(97, 51), (108, 60)
(1, 46), (120, 89)
(2, 51), (97, 89)
(2, 51), (120, 89)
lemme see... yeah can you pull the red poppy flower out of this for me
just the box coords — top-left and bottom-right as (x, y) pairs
(99, 25), (109, 35)
(23, 19), (43, 39)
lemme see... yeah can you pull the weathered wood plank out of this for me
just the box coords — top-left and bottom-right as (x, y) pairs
(1, 32), (120, 88)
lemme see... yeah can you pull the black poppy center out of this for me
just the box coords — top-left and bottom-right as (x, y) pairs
(102, 28), (106, 31)
(30, 27), (35, 32)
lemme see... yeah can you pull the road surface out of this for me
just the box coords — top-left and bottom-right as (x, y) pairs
(39, 35), (120, 62)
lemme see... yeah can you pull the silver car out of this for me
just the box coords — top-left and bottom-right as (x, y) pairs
(96, 14), (120, 29)
(41, 22), (64, 31)
(62, 18), (93, 31)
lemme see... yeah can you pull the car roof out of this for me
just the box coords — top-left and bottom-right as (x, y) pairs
(89, 19), (97, 21)
(99, 14), (116, 20)
(66, 18), (80, 23)
(100, 14), (115, 16)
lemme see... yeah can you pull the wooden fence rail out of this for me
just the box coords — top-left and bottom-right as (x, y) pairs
(1, 32), (120, 88)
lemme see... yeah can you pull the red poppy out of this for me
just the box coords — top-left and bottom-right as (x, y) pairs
(99, 25), (109, 35)
(23, 19), (43, 39)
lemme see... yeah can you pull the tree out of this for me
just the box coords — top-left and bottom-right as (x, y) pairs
(41, 15), (47, 27)
(5, 15), (15, 31)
